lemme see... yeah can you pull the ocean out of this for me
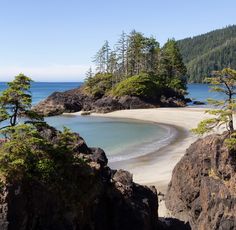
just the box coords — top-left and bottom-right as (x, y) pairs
(0, 82), (219, 162)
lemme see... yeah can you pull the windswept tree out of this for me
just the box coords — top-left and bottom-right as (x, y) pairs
(192, 68), (236, 135)
(0, 73), (43, 130)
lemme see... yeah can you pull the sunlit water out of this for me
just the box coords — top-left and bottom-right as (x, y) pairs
(0, 82), (218, 161)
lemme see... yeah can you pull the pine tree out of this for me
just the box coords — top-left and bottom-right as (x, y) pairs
(192, 68), (236, 135)
(158, 39), (187, 91)
(143, 36), (159, 74)
(127, 30), (146, 75)
(116, 31), (128, 77)
(93, 41), (110, 73)
(0, 73), (43, 130)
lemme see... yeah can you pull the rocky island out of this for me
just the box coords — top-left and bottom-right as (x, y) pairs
(32, 85), (187, 116)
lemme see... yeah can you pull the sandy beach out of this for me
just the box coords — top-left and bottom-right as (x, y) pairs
(91, 107), (213, 216)
(70, 107), (211, 216)
(92, 107), (210, 187)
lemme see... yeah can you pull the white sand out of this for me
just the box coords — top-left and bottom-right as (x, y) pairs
(69, 108), (212, 216)
(91, 108), (210, 186)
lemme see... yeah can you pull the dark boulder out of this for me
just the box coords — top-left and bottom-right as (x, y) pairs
(89, 147), (108, 167)
(93, 96), (122, 113)
(166, 133), (236, 229)
(193, 101), (205, 105)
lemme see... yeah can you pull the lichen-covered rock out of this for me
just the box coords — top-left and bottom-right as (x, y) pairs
(166, 133), (236, 230)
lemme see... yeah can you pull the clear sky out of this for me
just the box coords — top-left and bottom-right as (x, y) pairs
(0, 0), (235, 82)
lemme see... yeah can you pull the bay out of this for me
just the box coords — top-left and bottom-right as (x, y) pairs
(0, 82), (219, 161)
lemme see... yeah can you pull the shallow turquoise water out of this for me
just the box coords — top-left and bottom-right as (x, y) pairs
(0, 82), (219, 161)
(46, 115), (174, 162)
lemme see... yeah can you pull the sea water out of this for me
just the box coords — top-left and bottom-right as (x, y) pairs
(46, 115), (176, 162)
(0, 82), (217, 162)
(0, 82), (81, 105)
(187, 83), (225, 104)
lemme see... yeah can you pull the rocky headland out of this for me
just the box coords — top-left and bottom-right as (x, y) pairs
(32, 87), (187, 116)
(166, 133), (236, 229)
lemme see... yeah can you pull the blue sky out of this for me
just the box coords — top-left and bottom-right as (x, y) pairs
(0, 0), (235, 82)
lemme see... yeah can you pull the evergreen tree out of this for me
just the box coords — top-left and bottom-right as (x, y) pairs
(143, 36), (159, 74)
(87, 30), (187, 99)
(177, 25), (236, 82)
(0, 73), (43, 130)
(85, 67), (93, 79)
(192, 68), (236, 135)
(159, 39), (187, 91)
(116, 31), (128, 77)
(127, 30), (146, 75)
(93, 41), (110, 73)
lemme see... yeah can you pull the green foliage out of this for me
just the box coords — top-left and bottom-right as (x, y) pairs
(192, 68), (236, 136)
(177, 25), (236, 82)
(85, 31), (187, 100)
(0, 124), (83, 183)
(191, 118), (219, 135)
(224, 133), (236, 150)
(0, 124), (52, 181)
(0, 73), (43, 128)
(0, 108), (9, 123)
(158, 39), (187, 92)
(112, 73), (159, 98)
(84, 73), (113, 98)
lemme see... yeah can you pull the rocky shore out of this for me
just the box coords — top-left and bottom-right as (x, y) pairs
(32, 87), (186, 116)
(166, 133), (236, 229)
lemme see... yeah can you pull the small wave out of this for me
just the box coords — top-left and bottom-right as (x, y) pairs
(108, 124), (178, 163)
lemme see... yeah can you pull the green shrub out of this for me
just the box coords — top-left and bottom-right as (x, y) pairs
(0, 124), (83, 183)
(112, 73), (159, 99)
(84, 73), (113, 97)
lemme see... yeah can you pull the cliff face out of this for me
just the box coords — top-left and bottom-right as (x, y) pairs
(166, 133), (236, 230)
(32, 87), (186, 116)
(0, 125), (160, 230)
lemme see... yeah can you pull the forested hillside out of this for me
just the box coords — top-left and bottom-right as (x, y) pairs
(177, 25), (236, 82)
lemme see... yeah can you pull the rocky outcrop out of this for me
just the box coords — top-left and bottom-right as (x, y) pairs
(0, 124), (190, 230)
(166, 133), (236, 229)
(32, 87), (186, 116)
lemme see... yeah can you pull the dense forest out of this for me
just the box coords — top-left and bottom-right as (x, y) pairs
(177, 25), (236, 82)
(84, 30), (187, 101)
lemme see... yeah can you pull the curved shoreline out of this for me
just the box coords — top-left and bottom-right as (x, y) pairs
(70, 108), (209, 191)
(108, 121), (179, 163)
(68, 108), (210, 217)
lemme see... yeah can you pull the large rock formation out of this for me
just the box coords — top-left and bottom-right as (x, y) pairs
(0, 124), (189, 230)
(166, 133), (236, 229)
(32, 87), (186, 116)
